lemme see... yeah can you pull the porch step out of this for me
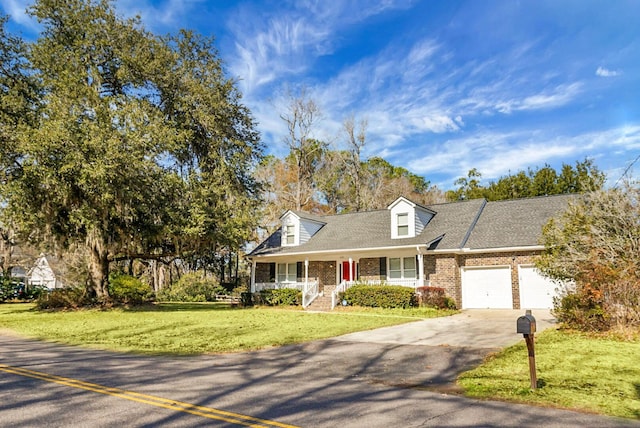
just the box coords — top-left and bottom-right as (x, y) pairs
(305, 293), (334, 312)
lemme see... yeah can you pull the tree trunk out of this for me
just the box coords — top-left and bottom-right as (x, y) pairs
(87, 231), (109, 298)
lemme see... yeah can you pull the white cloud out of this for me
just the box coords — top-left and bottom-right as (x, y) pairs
(411, 114), (460, 133)
(407, 39), (439, 65)
(596, 66), (621, 77)
(405, 125), (640, 185)
(227, 1), (418, 95)
(490, 82), (583, 114)
(0, 0), (37, 28)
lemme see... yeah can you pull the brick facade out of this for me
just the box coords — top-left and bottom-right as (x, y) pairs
(256, 250), (542, 309)
(359, 258), (384, 281)
(457, 251), (541, 309)
(308, 261), (336, 289)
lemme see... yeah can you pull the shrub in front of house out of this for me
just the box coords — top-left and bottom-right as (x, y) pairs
(340, 285), (417, 309)
(36, 287), (91, 309)
(157, 272), (226, 302)
(552, 287), (610, 331)
(416, 286), (457, 309)
(257, 288), (302, 306)
(108, 274), (154, 305)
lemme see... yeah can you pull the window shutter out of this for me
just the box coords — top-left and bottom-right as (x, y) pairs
(269, 263), (276, 280)
(379, 257), (387, 276)
(297, 262), (303, 279)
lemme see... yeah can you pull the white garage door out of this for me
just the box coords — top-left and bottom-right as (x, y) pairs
(461, 266), (513, 309)
(519, 265), (558, 309)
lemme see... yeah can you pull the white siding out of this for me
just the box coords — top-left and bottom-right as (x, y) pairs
(28, 257), (58, 289)
(390, 199), (416, 239)
(415, 207), (434, 235)
(281, 212), (299, 246)
(299, 220), (323, 244)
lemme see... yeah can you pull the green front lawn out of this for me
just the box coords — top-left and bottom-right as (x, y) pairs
(0, 303), (451, 355)
(458, 329), (640, 419)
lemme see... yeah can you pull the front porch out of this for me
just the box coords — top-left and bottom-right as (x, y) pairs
(254, 278), (430, 310)
(250, 252), (432, 310)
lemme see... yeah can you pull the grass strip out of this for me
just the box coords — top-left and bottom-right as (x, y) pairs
(458, 329), (640, 419)
(0, 303), (453, 355)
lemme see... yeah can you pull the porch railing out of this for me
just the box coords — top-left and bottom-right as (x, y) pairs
(254, 282), (304, 292)
(302, 280), (319, 308)
(254, 281), (319, 308)
(331, 280), (350, 310)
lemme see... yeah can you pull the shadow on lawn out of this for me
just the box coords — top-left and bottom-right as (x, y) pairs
(123, 302), (243, 312)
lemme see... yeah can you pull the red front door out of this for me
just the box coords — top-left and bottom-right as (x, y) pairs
(342, 261), (354, 281)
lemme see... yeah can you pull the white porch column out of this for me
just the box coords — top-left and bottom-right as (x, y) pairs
(250, 260), (256, 293)
(304, 258), (309, 287)
(348, 257), (353, 281)
(417, 250), (425, 288)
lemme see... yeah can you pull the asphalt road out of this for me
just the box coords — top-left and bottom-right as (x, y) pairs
(0, 312), (638, 427)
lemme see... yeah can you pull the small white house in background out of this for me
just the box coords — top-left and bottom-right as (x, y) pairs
(27, 254), (62, 289)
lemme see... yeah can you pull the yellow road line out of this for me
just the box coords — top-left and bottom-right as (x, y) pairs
(0, 364), (298, 428)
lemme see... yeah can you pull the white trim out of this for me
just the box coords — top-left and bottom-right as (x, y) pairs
(417, 253), (424, 287)
(430, 245), (545, 254)
(387, 256), (417, 281)
(249, 244), (545, 260)
(387, 196), (416, 210)
(250, 243), (430, 259)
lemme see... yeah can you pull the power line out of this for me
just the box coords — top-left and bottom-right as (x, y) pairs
(613, 153), (640, 188)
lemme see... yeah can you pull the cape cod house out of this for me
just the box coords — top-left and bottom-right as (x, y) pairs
(247, 194), (572, 310)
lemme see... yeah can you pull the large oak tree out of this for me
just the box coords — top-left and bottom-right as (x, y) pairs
(0, 0), (262, 298)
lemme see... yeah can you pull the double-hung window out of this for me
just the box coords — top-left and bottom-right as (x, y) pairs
(284, 225), (295, 245)
(397, 213), (409, 237)
(277, 263), (297, 283)
(388, 257), (417, 279)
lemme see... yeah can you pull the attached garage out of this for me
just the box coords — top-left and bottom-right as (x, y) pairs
(461, 266), (513, 309)
(518, 265), (558, 309)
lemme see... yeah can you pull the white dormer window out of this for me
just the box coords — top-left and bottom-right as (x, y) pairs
(280, 210), (326, 247)
(388, 196), (435, 239)
(285, 225), (295, 245)
(281, 213), (298, 246)
(397, 213), (409, 237)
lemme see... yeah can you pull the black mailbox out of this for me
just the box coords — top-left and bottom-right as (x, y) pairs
(517, 313), (536, 335)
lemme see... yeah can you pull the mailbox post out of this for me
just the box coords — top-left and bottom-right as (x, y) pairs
(517, 310), (537, 389)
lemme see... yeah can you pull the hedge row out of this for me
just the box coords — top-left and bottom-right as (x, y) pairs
(255, 288), (302, 306)
(340, 285), (417, 308)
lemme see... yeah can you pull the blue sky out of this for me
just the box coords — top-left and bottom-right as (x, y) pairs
(2, 0), (640, 190)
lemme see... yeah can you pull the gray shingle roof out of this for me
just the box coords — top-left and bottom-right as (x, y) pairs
(249, 194), (573, 257)
(464, 194), (575, 249)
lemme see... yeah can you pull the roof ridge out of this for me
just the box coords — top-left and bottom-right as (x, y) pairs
(484, 193), (578, 205)
(459, 199), (487, 248)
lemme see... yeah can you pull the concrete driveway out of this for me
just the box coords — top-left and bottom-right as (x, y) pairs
(336, 309), (556, 348)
